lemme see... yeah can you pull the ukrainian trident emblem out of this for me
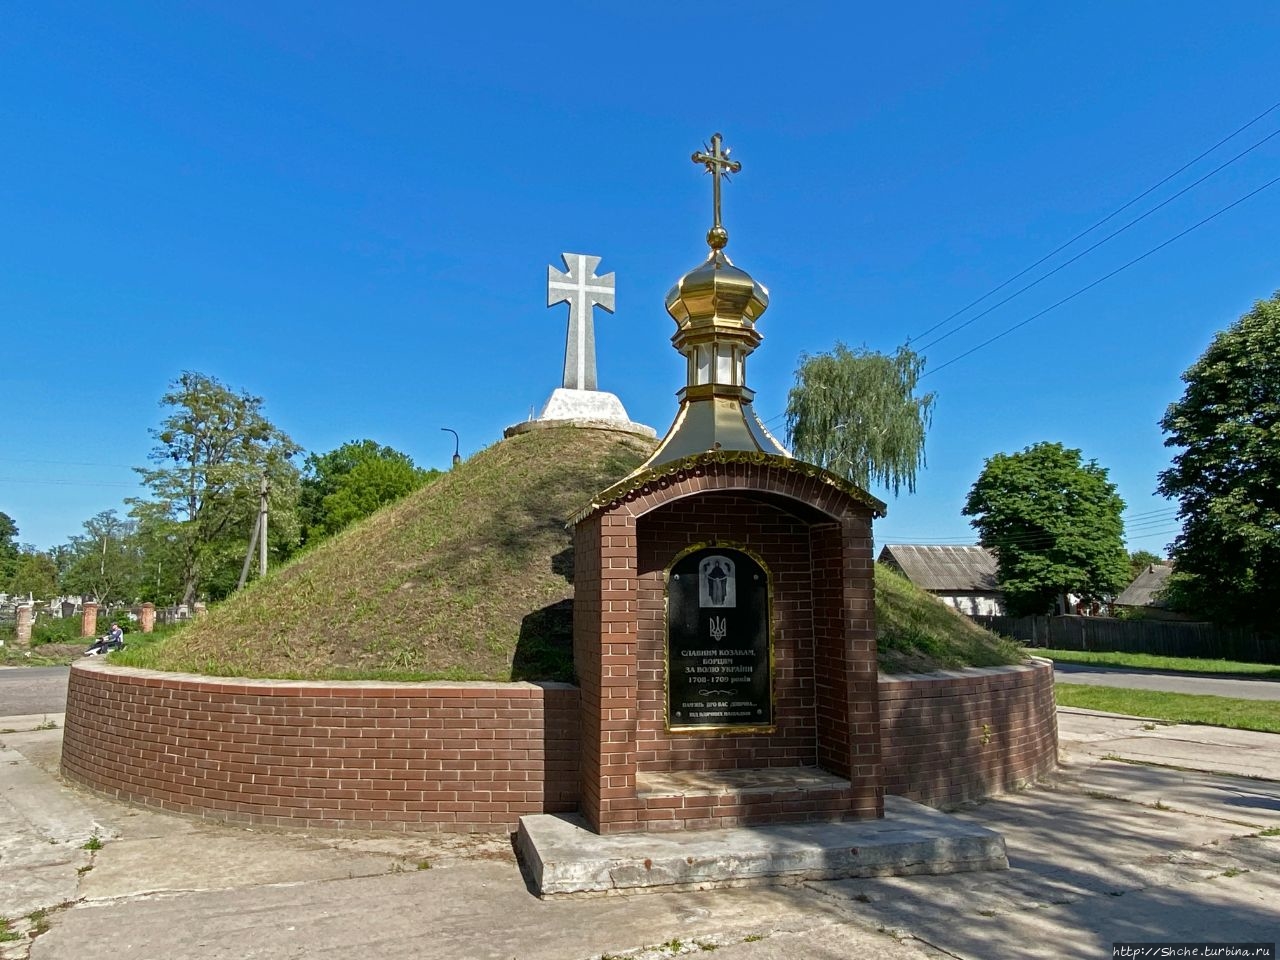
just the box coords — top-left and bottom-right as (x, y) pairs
(709, 616), (727, 642)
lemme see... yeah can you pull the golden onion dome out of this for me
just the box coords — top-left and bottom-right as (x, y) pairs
(665, 249), (769, 331)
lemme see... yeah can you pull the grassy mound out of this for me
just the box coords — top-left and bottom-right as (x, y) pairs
(118, 425), (1022, 680)
(875, 564), (1023, 672)
(121, 427), (653, 681)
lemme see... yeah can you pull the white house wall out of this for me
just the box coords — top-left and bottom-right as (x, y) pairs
(937, 593), (1006, 617)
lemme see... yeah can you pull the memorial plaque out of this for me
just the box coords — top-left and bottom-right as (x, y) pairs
(667, 546), (772, 731)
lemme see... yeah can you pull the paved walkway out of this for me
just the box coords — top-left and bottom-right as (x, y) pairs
(1053, 662), (1280, 700)
(1, 708), (1277, 959)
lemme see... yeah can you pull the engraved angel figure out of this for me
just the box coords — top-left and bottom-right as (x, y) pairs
(698, 555), (736, 608)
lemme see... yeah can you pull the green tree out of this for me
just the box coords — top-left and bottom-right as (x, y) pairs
(0, 511), (18, 589)
(785, 343), (936, 495)
(132, 372), (301, 605)
(299, 440), (438, 541)
(126, 511), (185, 605)
(1157, 292), (1280, 630)
(963, 442), (1130, 617)
(8, 547), (59, 600)
(58, 510), (143, 603)
(1127, 549), (1163, 581)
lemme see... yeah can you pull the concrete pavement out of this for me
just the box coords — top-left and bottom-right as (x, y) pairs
(0, 709), (1276, 960)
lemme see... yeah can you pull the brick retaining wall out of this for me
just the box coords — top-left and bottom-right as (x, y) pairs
(879, 658), (1058, 806)
(61, 663), (579, 832)
(61, 658), (1056, 832)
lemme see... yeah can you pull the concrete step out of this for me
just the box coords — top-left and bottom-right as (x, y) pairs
(517, 795), (1008, 897)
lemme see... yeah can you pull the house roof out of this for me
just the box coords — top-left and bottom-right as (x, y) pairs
(1115, 564), (1173, 607)
(877, 544), (1001, 594)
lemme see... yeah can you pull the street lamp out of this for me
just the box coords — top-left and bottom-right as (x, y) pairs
(441, 428), (461, 469)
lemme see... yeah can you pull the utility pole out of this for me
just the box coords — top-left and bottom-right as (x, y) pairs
(237, 509), (260, 590)
(258, 475), (269, 578)
(236, 475), (270, 590)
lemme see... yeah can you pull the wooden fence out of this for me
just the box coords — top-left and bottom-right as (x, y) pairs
(973, 614), (1280, 664)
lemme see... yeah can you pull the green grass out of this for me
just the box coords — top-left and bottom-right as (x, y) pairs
(877, 564), (1024, 672)
(108, 425), (1025, 681)
(114, 427), (656, 682)
(26, 909), (50, 938)
(1032, 648), (1280, 679)
(0, 644), (82, 667)
(1054, 683), (1280, 734)
(0, 623), (184, 668)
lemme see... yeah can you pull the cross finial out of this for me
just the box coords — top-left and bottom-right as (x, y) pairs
(691, 132), (741, 250)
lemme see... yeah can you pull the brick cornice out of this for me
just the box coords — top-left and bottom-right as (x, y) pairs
(569, 451), (887, 526)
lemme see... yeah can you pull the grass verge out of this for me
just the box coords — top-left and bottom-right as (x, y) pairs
(1032, 648), (1280, 679)
(1054, 683), (1280, 734)
(0, 644), (83, 667)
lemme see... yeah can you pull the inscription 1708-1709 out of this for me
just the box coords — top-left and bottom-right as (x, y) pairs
(666, 546), (772, 732)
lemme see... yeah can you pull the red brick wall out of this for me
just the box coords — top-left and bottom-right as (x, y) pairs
(635, 494), (816, 773)
(574, 460), (883, 833)
(879, 658), (1058, 807)
(59, 659), (1057, 832)
(572, 515), (604, 825)
(61, 662), (579, 833)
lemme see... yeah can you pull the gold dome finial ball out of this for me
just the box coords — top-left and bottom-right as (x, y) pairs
(707, 224), (729, 250)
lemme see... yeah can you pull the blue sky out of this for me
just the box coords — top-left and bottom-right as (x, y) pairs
(3, 1), (1278, 554)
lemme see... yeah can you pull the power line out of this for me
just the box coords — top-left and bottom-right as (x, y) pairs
(1125, 508), (1179, 521)
(763, 155), (1280, 417)
(911, 98), (1280, 343)
(1123, 527), (1182, 543)
(1123, 506), (1180, 521)
(883, 516), (1181, 547)
(922, 172), (1280, 378)
(917, 125), (1280, 353)
(0, 477), (139, 488)
(0, 457), (137, 470)
(1126, 517), (1180, 530)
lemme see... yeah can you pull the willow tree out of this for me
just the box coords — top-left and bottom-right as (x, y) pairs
(784, 343), (936, 496)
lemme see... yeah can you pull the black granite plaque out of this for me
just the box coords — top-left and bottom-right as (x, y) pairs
(667, 547), (772, 730)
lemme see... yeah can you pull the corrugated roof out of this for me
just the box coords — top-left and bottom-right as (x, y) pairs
(1115, 564), (1173, 607)
(877, 544), (1001, 594)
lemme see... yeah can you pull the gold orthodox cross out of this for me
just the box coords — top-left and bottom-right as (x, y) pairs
(692, 132), (741, 249)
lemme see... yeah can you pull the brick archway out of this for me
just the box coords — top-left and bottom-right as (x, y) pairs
(572, 456), (883, 834)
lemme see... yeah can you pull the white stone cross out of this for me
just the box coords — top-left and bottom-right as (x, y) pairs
(547, 253), (615, 392)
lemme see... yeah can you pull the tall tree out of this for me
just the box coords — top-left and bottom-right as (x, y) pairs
(299, 440), (438, 542)
(8, 547), (58, 600)
(132, 372), (301, 605)
(1157, 291), (1280, 630)
(0, 512), (18, 589)
(785, 343), (936, 495)
(126, 511), (186, 605)
(963, 442), (1130, 617)
(58, 510), (143, 603)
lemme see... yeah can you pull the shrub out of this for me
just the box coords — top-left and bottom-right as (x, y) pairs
(31, 615), (84, 646)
